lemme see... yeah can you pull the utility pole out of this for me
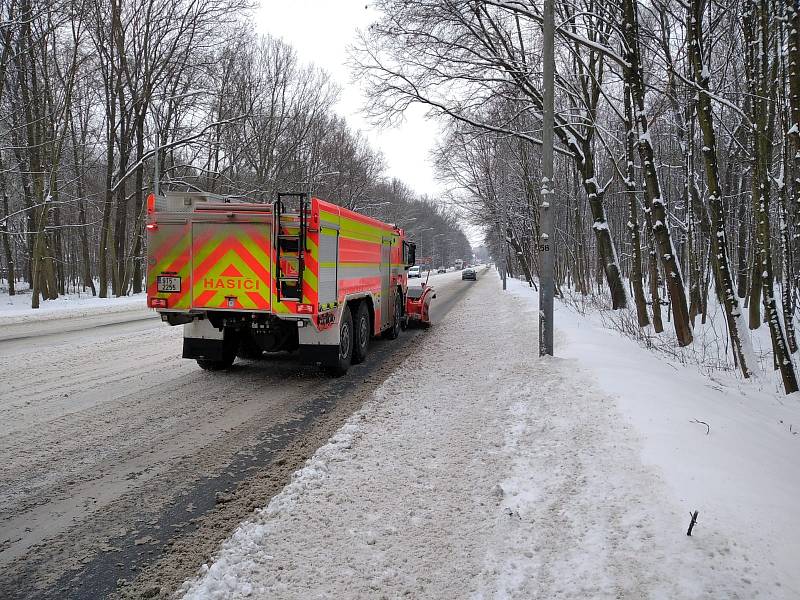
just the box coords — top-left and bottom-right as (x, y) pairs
(496, 217), (507, 290)
(539, 0), (555, 356)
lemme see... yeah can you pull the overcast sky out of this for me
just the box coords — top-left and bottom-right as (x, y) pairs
(254, 0), (445, 198)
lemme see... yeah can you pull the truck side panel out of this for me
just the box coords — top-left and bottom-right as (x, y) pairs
(316, 199), (405, 335)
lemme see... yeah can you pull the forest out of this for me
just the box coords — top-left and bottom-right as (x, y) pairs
(5, 0), (800, 393)
(352, 0), (800, 394)
(0, 0), (471, 309)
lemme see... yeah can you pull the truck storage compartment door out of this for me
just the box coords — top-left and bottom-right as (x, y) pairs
(146, 221), (193, 310)
(380, 237), (392, 329)
(190, 221), (272, 311)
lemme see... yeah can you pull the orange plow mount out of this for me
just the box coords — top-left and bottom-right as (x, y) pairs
(404, 282), (435, 328)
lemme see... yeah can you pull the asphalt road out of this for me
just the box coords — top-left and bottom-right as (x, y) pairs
(0, 269), (485, 600)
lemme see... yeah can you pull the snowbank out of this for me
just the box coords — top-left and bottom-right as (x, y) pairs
(507, 277), (800, 598)
(0, 289), (146, 325)
(179, 272), (798, 598)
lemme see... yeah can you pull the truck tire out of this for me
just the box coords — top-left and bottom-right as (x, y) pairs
(237, 333), (264, 360)
(383, 290), (403, 340)
(352, 301), (371, 364)
(324, 304), (353, 376)
(196, 350), (235, 371)
(196, 331), (237, 370)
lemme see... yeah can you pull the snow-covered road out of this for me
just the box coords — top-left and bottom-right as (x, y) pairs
(0, 308), (156, 344)
(181, 272), (788, 599)
(0, 270), (473, 599)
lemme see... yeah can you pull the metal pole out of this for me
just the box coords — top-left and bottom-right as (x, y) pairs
(497, 217), (507, 290)
(540, 0), (555, 356)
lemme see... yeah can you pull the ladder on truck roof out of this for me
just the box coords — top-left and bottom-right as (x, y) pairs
(274, 192), (309, 303)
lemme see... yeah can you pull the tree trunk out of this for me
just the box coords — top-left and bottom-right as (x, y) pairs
(506, 227), (537, 290)
(736, 171), (749, 299)
(578, 139), (628, 309)
(747, 0), (798, 392)
(644, 206), (664, 333)
(623, 85), (649, 326)
(49, 178), (64, 297)
(786, 0), (800, 289)
(70, 118), (96, 295)
(0, 159), (14, 295)
(130, 109), (147, 294)
(623, 0), (692, 346)
(688, 0), (753, 377)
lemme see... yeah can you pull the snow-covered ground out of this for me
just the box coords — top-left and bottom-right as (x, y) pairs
(506, 277), (800, 597)
(179, 271), (800, 599)
(0, 287), (146, 325)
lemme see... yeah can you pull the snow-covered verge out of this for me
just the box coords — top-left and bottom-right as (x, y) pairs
(560, 279), (791, 379)
(179, 273), (796, 599)
(506, 276), (800, 598)
(0, 287), (146, 325)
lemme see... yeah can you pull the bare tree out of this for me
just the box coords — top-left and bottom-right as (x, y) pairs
(352, 0), (628, 308)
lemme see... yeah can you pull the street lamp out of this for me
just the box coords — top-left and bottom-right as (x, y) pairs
(395, 216), (417, 230)
(359, 201), (392, 214)
(412, 227), (435, 265)
(431, 233), (445, 267)
(307, 170), (351, 198)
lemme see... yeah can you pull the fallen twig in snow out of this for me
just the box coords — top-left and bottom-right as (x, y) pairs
(690, 419), (710, 435)
(687, 510), (699, 536)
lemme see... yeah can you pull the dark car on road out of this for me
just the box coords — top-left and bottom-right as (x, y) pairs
(462, 267), (476, 281)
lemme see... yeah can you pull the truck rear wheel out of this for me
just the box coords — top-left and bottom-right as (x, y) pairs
(324, 304), (353, 376)
(383, 290), (403, 340)
(196, 352), (235, 371)
(352, 302), (371, 364)
(196, 330), (237, 371)
(237, 333), (264, 360)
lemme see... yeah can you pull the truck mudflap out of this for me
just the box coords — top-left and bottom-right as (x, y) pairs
(182, 319), (231, 360)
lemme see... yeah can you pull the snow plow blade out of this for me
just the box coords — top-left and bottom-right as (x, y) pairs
(405, 283), (435, 328)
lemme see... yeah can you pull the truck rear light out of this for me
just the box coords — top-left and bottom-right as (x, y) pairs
(149, 297), (167, 308)
(147, 193), (156, 213)
(296, 303), (314, 314)
(146, 223), (158, 231)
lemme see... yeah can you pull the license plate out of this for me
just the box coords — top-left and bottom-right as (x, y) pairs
(157, 275), (181, 292)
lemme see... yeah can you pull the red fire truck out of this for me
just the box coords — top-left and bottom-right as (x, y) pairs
(146, 191), (416, 374)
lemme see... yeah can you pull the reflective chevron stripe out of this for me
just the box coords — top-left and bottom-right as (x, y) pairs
(190, 222), (272, 310)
